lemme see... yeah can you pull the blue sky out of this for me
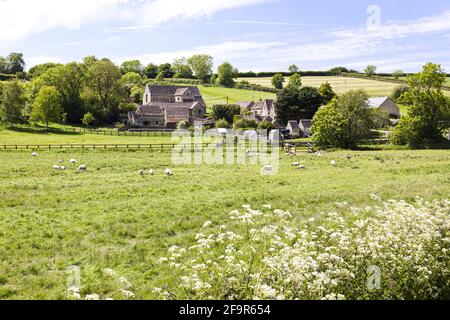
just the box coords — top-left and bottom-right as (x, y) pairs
(1, 0), (449, 72)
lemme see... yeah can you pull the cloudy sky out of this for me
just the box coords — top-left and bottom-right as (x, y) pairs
(0, 0), (449, 72)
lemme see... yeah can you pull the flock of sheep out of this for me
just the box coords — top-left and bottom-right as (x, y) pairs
(32, 152), (174, 177)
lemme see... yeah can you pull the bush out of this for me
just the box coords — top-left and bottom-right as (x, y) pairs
(154, 198), (450, 300)
(235, 118), (258, 129)
(82, 112), (95, 127)
(177, 120), (189, 130)
(391, 85), (409, 102)
(215, 119), (231, 129)
(211, 104), (241, 123)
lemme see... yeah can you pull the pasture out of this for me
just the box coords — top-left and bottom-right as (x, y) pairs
(238, 76), (398, 96)
(0, 144), (449, 299)
(196, 85), (276, 106)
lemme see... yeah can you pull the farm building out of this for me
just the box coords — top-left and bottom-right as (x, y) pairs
(367, 97), (400, 118)
(299, 119), (313, 138)
(238, 99), (279, 126)
(128, 85), (207, 128)
(286, 120), (301, 138)
(236, 101), (255, 109)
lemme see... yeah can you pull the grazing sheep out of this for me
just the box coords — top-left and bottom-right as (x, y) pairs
(292, 162), (300, 167)
(297, 165), (306, 170)
(77, 165), (87, 172)
(261, 165), (273, 174)
(331, 160), (337, 167)
(53, 165), (66, 171)
(138, 170), (145, 176)
(53, 165), (60, 170)
(31, 152), (39, 157)
(57, 159), (64, 164)
(165, 168), (173, 176)
(148, 169), (154, 176)
(70, 159), (77, 164)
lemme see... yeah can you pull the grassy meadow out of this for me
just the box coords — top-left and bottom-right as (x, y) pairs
(0, 132), (449, 299)
(197, 85), (276, 105)
(238, 76), (398, 96)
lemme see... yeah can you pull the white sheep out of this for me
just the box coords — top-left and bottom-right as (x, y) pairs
(331, 160), (337, 167)
(53, 165), (66, 171)
(77, 165), (87, 172)
(165, 168), (173, 176)
(57, 159), (64, 164)
(138, 170), (145, 176)
(70, 159), (77, 164)
(31, 152), (39, 157)
(292, 162), (300, 167)
(53, 165), (60, 170)
(148, 169), (154, 176)
(260, 165), (273, 175)
(298, 165), (306, 170)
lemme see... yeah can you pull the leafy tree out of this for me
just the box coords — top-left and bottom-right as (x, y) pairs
(216, 62), (238, 88)
(215, 119), (232, 129)
(32, 62), (85, 123)
(82, 56), (99, 69)
(364, 65), (377, 77)
(82, 112), (95, 127)
(155, 72), (165, 82)
(130, 86), (144, 104)
(0, 56), (7, 73)
(391, 84), (409, 102)
(288, 64), (300, 73)
(172, 58), (193, 79)
(258, 120), (274, 130)
(144, 63), (159, 79)
(86, 60), (122, 117)
(392, 70), (404, 80)
(120, 72), (142, 90)
(329, 66), (349, 75)
(31, 86), (63, 127)
(211, 104), (241, 123)
(6, 53), (25, 74)
(177, 120), (190, 130)
(120, 60), (143, 75)
(27, 63), (63, 80)
(276, 86), (323, 125)
(287, 73), (302, 88)
(392, 63), (450, 147)
(188, 54), (214, 83)
(236, 118), (258, 129)
(312, 90), (374, 149)
(158, 63), (174, 78)
(271, 73), (285, 89)
(0, 80), (26, 125)
(319, 82), (336, 104)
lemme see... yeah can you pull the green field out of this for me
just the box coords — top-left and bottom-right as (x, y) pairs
(238, 76), (399, 96)
(197, 85), (276, 106)
(0, 135), (449, 299)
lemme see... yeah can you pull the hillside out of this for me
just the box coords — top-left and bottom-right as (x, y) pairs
(197, 85), (276, 106)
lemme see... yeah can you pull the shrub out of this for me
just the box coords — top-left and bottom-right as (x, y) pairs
(177, 120), (189, 130)
(235, 118), (258, 129)
(215, 119), (231, 129)
(154, 198), (450, 300)
(82, 112), (95, 127)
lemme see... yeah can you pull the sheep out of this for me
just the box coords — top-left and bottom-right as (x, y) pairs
(70, 159), (77, 164)
(165, 168), (173, 176)
(77, 165), (87, 172)
(297, 165), (306, 170)
(148, 169), (154, 176)
(53, 165), (66, 171)
(57, 159), (64, 164)
(261, 165), (273, 175)
(53, 165), (60, 170)
(31, 152), (39, 157)
(292, 162), (300, 167)
(331, 160), (337, 167)
(138, 170), (145, 176)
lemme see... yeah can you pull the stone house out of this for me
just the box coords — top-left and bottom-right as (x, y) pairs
(286, 120), (301, 138)
(367, 97), (400, 118)
(128, 85), (206, 128)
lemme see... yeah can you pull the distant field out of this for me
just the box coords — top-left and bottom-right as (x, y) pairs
(238, 76), (399, 97)
(197, 85), (276, 106)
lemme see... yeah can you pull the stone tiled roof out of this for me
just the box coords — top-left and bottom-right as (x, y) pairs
(368, 97), (389, 108)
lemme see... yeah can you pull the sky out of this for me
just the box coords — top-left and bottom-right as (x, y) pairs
(0, 0), (449, 72)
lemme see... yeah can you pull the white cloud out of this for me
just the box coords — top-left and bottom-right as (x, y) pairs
(26, 55), (66, 68)
(0, 0), (275, 40)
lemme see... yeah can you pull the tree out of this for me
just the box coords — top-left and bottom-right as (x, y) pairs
(329, 66), (349, 75)
(120, 60), (143, 75)
(177, 120), (190, 130)
(0, 80), (26, 125)
(271, 74), (285, 89)
(287, 73), (302, 88)
(158, 63), (174, 78)
(275, 86), (323, 125)
(31, 86), (63, 127)
(86, 60), (122, 116)
(27, 63), (63, 80)
(211, 104), (241, 123)
(144, 63), (158, 79)
(288, 64), (300, 73)
(120, 72), (142, 90)
(391, 84), (409, 102)
(172, 58), (193, 79)
(236, 118), (258, 129)
(215, 119), (232, 129)
(312, 90), (374, 149)
(155, 72), (165, 82)
(392, 63), (450, 147)
(319, 82), (336, 104)
(0, 56), (7, 74)
(6, 53), (25, 74)
(364, 65), (377, 77)
(258, 120), (274, 130)
(32, 62), (85, 124)
(188, 54), (214, 83)
(216, 62), (238, 88)
(392, 70), (404, 80)
(82, 112), (95, 127)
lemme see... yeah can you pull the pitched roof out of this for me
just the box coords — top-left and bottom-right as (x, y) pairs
(174, 87), (189, 96)
(368, 97), (390, 108)
(137, 105), (164, 116)
(236, 101), (255, 109)
(146, 85), (201, 98)
(299, 119), (312, 128)
(287, 120), (300, 130)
